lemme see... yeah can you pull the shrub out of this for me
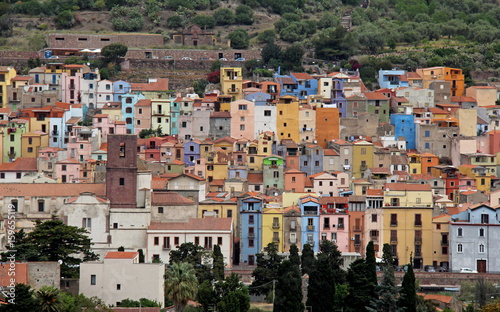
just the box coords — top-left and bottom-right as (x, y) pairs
(54, 10), (76, 29)
(213, 8), (234, 25)
(191, 15), (216, 29)
(228, 28), (250, 49)
(235, 5), (253, 25)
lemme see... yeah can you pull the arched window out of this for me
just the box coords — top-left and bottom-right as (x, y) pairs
(126, 97), (132, 104)
(126, 118), (132, 125)
(125, 107), (132, 114)
(479, 244), (485, 253)
(457, 243), (463, 253)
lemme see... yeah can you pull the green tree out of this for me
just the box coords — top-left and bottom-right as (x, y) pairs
(213, 8), (234, 25)
(368, 245), (401, 312)
(165, 262), (198, 312)
(3, 219), (98, 278)
(235, 5), (253, 25)
(250, 243), (284, 296)
(400, 256), (417, 312)
(170, 242), (212, 282)
(191, 15), (216, 29)
(138, 249), (145, 263)
(301, 243), (314, 275)
(346, 259), (373, 312)
(54, 10), (76, 29)
(274, 260), (304, 312)
(101, 43), (128, 62)
(314, 26), (356, 60)
(306, 240), (345, 312)
(37, 286), (63, 312)
(366, 241), (378, 287)
(119, 298), (161, 307)
(213, 244), (225, 281)
(354, 22), (386, 54)
(257, 29), (276, 44)
(228, 29), (250, 49)
(318, 13), (339, 29)
(261, 43), (282, 64)
(282, 43), (304, 71)
(216, 274), (250, 312)
(2, 283), (39, 312)
(289, 244), (301, 268)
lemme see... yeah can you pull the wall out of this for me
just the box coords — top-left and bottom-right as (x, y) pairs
(48, 34), (164, 49)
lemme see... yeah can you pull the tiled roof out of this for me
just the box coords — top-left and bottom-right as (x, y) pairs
(366, 189), (383, 196)
(210, 179), (225, 186)
(148, 217), (232, 231)
(211, 112), (231, 118)
(423, 294), (453, 304)
(320, 196), (348, 204)
(451, 96), (476, 103)
(104, 251), (138, 259)
(0, 183), (105, 197)
(323, 149), (339, 156)
(368, 167), (391, 175)
(291, 72), (313, 80)
(277, 77), (296, 85)
(151, 191), (195, 205)
(284, 205), (301, 214)
(0, 158), (37, 172)
(407, 72), (422, 79)
(130, 78), (168, 92)
(364, 92), (388, 100)
(385, 183), (431, 191)
(213, 136), (237, 144)
(135, 99), (152, 107)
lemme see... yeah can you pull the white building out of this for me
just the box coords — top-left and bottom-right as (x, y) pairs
(96, 80), (114, 109)
(146, 217), (233, 265)
(80, 251), (165, 307)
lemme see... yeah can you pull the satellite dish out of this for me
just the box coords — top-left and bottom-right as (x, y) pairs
(58, 260), (63, 265)
(87, 62), (90, 66)
(386, 188), (389, 192)
(448, 108), (451, 111)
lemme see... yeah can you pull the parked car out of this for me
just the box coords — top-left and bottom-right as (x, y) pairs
(438, 267), (448, 272)
(235, 57), (246, 61)
(181, 57), (192, 60)
(427, 267), (436, 273)
(219, 58), (227, 61)
(199, 57), (208, 60)
(49, 55), (59, 59)
(460, 268), (478, 273)
(163, 56), (173, 59)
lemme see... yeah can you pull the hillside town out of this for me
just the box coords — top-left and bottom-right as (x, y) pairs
(0, 57), (500, 311)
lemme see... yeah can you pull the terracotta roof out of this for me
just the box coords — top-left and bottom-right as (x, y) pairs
(0, 183), (105, 197)
(407, 72), (422, 79)
(213, 136), (237, 144)
(391, 155), (408, 165)
(366, 189), (383, 196)
(368, 167), (391, 175)
(130, 78), (168, 92)
(284, 205), (301, 213)
(104, 251), (138, 259)
(291, 72), (313, 80)
(135, 99), (152, 107)
(277, 77), (296, 85)
(423, 294), (453, 304)
(428, 107), (448, 114)
(211, 112), (231, 118)
(364, 92), (388, 100)
(410, 174), (436, 181)
(0, 158), (37, 172)
(451, 96), (476, 103)
(93, 114), (108, 118)
(66, 117), (82, 125)
(210, 179), (225, 186)
(148, 217), (232, 231)
(285, 168), (305, 174)
(323, 149), (339, 156)
(11, 75), (32, 81)
(320, 196), (348, 204)
(56, 159), (81, 164)
(304, 178), (313, 188)
(151, 191), (195, 205)
(385, 183), (431, 191)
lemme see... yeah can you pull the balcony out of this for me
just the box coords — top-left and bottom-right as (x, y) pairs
(353, 226), (362, 232)
(307, 241), (315, 247)
(272, 223), (280, 229)
(343, 165), (350, 171)
(414, 251), (422, 258)
(354, 240), (361, 246)
(162, 245), (171, 250)
(415, 236), (422, 244)
(414, 222), (422, 227)
(307, 225), (314, 231)
(273, 237), (280, 243)
(290, 225), (296, 231)
(7, 151), (16, 158)
(391, 221), (398, 227)
(52, 130), (59, 135)
(69, 85), (75, 90)
(227, 88), (240, 94)
(441, 239), (448, 245)
(338, 224), (344, 229)
(323, 225), (330, 230)
(204, 245), (213, 250)
(152, 111), (164, 115)
(370, 235), (379, 242)
(248, 232), (255, 238)
(390, 237), (398, 243)
(65, 131), (70, 136)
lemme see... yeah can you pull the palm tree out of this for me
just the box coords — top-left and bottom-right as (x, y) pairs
(36, 286), (62, 312)
(165, 262), (198, 312)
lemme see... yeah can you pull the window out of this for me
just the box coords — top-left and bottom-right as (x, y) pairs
(457, 227), (463, 237)
(425, 131), (430, 137)
(116, 284), (121, 290)
(479, 244), (485, 253)
(174, 237), (180, 245)
(82, 218), (91, 230)
(425, 143), (430, 149)
(16, 172), (21, 179)
(481, 214), (489, 224)
(361, 148), (366, 155)
(436, 223), (441, 230)
(154, 237), (159, 245)
(414, 214), (422, 226)
(249, 239), (254, 247)
(10, 135), (14, 142)
(249, 215), (254, 224)
(238, 104), (247, 110)
(119, 178), (124, 186)
(240, 124), (245, 130)
(158, 207), (164, 214)
(372, 214), (377, 222)
(479, 228), (484, 237)
(91, 275), (96, 285)
(390, 213), (397, 226)
(264, 110), (271, 116)
(218, 237), (223, 245)
(38, 200), (44, 212)
(457, 243), (463, 253)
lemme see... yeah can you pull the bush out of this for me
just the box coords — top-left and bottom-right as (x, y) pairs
(235, 5), (253, 25)
(228, 28), (250, 49)
(213, 8), (234, 25)
(167, 15), (184, 28)
(191, 15), (216, 29)
(257, 29), (276, 44)
(54, 10), (76, 29)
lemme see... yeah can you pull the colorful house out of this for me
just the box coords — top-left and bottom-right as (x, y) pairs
(220, 66), (243, 101)
(352, 140), (374, 179)
(262, 206), (284, 252)
(240, 196), (263, 265)
(276, 95), (300, 142)
(263, 156), (284, 192)
(300, 195), (320, 252)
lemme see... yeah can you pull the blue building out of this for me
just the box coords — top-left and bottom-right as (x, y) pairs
(390, 114), (416, 149)
(113, 80), (131, 102)
(331, 78), (347, 118)
(171, 97), (181, 135)
(290, 73), (318, 100)
(300, 195), (320, 253)
(378, 69), (410, 89)
(183, 139), (201, 167)
(121, 92), (145, 134)
(240, 196), (263, 265)
(228, 165), (248, 180)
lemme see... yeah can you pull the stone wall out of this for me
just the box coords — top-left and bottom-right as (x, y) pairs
(48, 34), (164, 50)
(378, 271), (500, 287)
(125, 48), (261, 61)
(27, 262), (61, 290)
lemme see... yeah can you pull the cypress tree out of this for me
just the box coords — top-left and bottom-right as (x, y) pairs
(274, 260), (304, 312)
(301, 243), (315, 275)
(400, 256), (416, 312)
(289, 244), (301, 268)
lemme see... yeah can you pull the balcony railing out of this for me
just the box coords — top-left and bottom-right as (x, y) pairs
(415, 236), (422, 244)
(391, 221), (398, 227)
(227, 88), (240, 93)
(323, 225), (330, 230)
(441, 239), (448, 245)
(414, 222), (422, 227)
(353, 226), (362, 232)
(290, 226), (296, 231)
(273, 237), (280, 243)
(307, 225), (314, 231)
(390, 237), (398, 243)
(52, 130), (59, 135)
(7, 151), (16, 158)
(163, 245), (171, 250)
(354, 240), (361, 246)
(307, 241), (314, 247)
(414, 251), (422, 258)
(272, 223), (280, 229)
(248, 232), (255, 238)
(370, 236), (379, 242)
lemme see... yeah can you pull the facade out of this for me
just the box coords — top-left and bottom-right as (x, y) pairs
(300, 195), (320, 253)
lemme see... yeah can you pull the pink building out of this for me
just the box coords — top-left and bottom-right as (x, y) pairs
(135, 99), (152, 134)
(185, 157), (206, 178)
(61, 65), (85, 104)
(66, 126), (94, 161)
(309, 172), (339, 196)
(230, 99), (255, 140)
(319, 211), (350, 253)
(92, 114), (127, 142)
(56, 158), (81, 183)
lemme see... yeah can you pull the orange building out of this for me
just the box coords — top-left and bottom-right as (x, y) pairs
(315, 107), (340, 148)
(284, 168), (306, 193)
(348, 195), (366, 255)
(421, 152), (439, 174)
(415, 67), (464, 96)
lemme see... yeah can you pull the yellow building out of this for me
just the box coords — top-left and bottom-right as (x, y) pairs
(220, 66), (243, 101)
(352, 141), (374, 179)
(198, 198), (237, 230)
(262, 207), (284, 252)
(456, 108), (477, 137)
(458, 164), (492, 194)
(151, 99), (171, 135)
(408, 153), (422, 175)
(102, 104), (123, 122)
(382, 183), (434, 268)
(415, 67), (464, 96)
(199, 140), (213, 160)
(21, 131), (49, 158)
(282, 192), (310, 208)
(247, 132), (274, 171)
(0, 66), (17, 108)
(206, 150), (230, 183)
(276, 95), (300, 142)
(432, 214), (450, 268)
